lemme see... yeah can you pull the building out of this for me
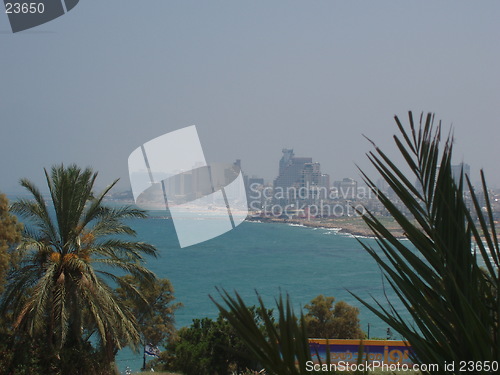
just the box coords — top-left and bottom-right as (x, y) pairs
(274, 149), (313, 190)
(333, 178), (358, 200)
(300, 162), (321, 187)
(247, 176), (264, 187)
(273, 149), (319, 204)
(320, 174), (330, 190)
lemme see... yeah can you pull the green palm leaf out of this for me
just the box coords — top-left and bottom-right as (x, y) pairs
(212, 290), (346, 375)
(352, 112), (499, 374)
(2, 164), (158, 370)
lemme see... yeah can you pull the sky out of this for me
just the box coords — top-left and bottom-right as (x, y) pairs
(1, 1), (499, 194)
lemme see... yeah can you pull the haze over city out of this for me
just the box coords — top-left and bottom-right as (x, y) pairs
(1, 1), (499, 193)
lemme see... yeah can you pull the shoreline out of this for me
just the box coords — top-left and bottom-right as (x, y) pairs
(106, 199), (497, 241)
(246, 215), (407, 239)
(107, 197), (406, 239)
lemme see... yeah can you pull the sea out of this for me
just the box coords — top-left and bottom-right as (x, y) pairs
(116, 210), (411, 373)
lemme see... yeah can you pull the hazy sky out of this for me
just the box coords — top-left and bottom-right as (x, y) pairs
(1, 1), (499, 194)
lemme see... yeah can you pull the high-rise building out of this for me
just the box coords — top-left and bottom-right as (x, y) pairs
(319, 173), (330, 199)
(300, 162), (321, 187)
(274, 149), (313, 189)
(247, 176), (264, 187)
(320, 173), (330, 188)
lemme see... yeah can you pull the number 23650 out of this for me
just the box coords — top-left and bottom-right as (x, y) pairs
(5, 3), (45, 14)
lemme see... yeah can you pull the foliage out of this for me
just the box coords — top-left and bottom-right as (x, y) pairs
(212, 291), (347, 375)
(304, 295), (364, 339)
(116, 274), (181, 347)
(163, 306), (271, 375)
(0, 193), (22, 293)
(0, 164), (158, 374)
(353, 112), (499, 374)
(0, 324), (116, 375)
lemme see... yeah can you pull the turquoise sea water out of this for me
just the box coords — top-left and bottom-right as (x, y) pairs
(117, 211), (410, 372)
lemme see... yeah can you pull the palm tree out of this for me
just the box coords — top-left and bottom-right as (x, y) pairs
(353, 112), (499, 374)
(1, 164), (157, 371)
(215, 112), (498, 375)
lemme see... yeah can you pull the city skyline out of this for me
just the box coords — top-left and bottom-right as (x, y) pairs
(1, 2), (499, 193)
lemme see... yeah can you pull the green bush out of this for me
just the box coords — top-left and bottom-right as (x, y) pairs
(162, 307), (270, 375)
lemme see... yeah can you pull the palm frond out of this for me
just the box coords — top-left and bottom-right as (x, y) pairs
(2, 164), (157, 365)
(212, 290), (339, 375)
(352, 111), (498, 372)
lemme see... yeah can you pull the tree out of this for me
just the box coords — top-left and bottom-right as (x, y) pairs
(116, 275), (181, 348)
(213, 291), (341, 375)
(353, 112), (499, 374)
(304, 295), (363, 339)
(0, 164), (158, 374)
(115, 274), (181, 371)
(0, 193), (22, 293)
(165, 306), (273, 375)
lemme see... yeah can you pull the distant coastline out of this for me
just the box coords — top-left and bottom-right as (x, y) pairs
(246, 215), (407, 239)
(102, 197), (407, 239)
